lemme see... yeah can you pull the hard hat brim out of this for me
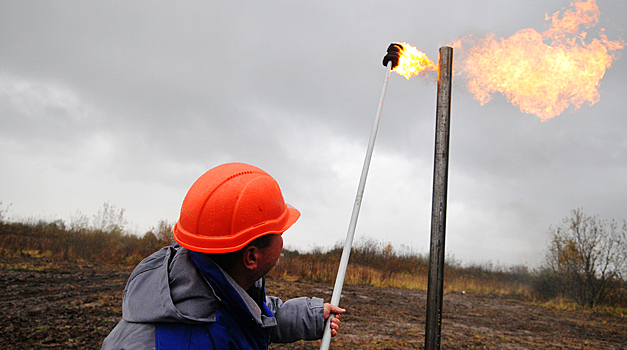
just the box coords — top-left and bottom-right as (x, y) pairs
(174, 203), (300, 254)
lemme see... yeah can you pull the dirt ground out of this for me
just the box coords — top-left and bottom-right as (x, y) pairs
(1, 255), (625, 350)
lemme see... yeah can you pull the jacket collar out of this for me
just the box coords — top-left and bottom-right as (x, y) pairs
(189, 251), (277, 328)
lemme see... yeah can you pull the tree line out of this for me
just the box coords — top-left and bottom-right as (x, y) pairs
(1, 202), (625, 309)
(0, 201), (174, 265)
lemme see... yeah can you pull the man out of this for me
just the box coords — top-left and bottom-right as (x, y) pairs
(102, 162), (345, 349)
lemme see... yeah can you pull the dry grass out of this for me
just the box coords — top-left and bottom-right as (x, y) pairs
(270, 240), (534, 300)
(1, 217), (624, 312)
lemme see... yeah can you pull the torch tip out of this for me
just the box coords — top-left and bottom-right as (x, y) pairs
(382, 43), (403, 69)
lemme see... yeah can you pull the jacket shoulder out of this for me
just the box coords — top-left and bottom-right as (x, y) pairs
(101, 320), (155, 350)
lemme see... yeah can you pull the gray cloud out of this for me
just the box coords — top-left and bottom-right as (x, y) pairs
(1, 0), (625, 267)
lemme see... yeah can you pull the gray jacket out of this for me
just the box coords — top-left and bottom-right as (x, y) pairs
(102, 244), (325, 349)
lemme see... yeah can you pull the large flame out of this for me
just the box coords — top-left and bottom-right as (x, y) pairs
(460, 0), (623, 121)
(395, 0), (623, 121)
(392, 42), (437, 79)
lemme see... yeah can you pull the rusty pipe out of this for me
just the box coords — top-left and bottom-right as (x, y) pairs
(425, 46), (453, 350)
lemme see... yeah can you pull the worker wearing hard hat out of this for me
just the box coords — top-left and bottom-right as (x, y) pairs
(102, 162), (345, 350)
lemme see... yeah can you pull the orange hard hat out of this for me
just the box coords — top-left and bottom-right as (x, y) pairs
(173, 162), (300, 253)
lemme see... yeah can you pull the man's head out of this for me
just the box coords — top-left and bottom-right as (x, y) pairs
(207, 232), (283, 286)
(173, 162), (298, 285)
(208, 231), (280, 265)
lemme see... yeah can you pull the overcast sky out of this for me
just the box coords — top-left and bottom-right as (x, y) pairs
(1, 1), (625, 267)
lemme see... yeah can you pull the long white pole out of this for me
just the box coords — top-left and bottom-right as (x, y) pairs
(319, 61), (393, 350)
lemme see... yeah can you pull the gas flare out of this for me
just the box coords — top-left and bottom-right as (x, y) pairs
(459, 0), (623, 121)
(392, 42), (437, 79)
(395, 0), (623, 121)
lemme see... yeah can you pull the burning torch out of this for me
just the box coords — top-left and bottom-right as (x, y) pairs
(319, 43), (402, 350)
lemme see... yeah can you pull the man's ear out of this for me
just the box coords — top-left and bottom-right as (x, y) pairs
(241, 245), (259, 271)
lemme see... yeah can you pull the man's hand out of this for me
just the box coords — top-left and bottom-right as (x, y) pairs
(323, 303), (346, 337)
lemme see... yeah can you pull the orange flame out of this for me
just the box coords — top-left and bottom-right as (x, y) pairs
(458, 0), (623, 121)
(394, 0), (623, 121)
(392, 42), (437, 79)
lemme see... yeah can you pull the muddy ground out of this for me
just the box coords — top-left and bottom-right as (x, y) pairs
(0, 255), (625, 349)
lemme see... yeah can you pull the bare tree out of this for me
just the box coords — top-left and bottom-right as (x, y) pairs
(0, 201), (11, 223)
(153, 219), (174, 245)
(91, 202), (128, 235)
(69, 209), (90, 233)
(544, 208), (627, 307)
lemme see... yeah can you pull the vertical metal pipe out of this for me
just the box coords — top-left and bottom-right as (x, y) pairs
(425, 46), (453, 350)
